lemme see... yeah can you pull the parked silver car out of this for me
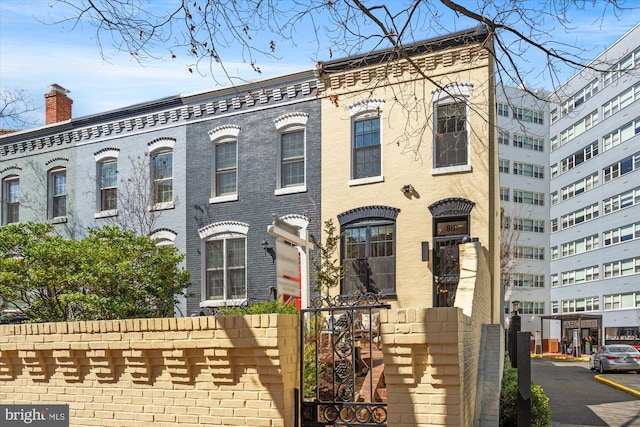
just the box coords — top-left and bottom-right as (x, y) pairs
(589, 344), (640, 374)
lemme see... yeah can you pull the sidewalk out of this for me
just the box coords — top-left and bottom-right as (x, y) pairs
(533, 352), (640, 398)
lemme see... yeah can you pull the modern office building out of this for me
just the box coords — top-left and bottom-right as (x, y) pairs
(548, 23), (640, 349)
(496, 85), (551, 336)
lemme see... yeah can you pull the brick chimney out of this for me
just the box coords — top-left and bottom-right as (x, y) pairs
(45, 84), (73, 124)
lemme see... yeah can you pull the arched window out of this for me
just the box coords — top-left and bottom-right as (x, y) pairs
(274, 113), (308, 194)
(148, 138), (174, 208)
(209, 125), (240, 203)
(349, 99), (385, 185)
(2, 175), (19, 224)
(198, 221), (249, 305)
(431, 83), (473, 173)
(338, 205), (399, 296)
(94, 149), (119, 215)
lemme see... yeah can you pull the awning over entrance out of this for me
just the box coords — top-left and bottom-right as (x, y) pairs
(538, 313), (602, 357)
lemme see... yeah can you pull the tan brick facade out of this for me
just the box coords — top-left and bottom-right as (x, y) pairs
(0, 315), (299, 427)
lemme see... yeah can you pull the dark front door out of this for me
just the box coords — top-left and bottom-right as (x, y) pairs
(433, 237), (463, 307)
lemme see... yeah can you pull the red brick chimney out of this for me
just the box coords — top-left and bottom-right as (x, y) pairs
(45, 84), (73, 124)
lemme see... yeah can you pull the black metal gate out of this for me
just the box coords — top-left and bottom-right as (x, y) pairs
(298, 293), (390, 427)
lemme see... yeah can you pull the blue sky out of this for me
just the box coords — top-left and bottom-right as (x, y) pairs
(0, 1), (638, 127)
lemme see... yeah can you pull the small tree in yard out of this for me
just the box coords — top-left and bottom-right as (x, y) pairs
(310, 219), (344, 297)
(0, 223), (190, 322)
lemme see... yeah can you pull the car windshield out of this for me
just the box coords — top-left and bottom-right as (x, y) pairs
(608, 346), (638, 353)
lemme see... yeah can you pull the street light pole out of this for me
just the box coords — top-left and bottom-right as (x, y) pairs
(509, 300), (521, 368)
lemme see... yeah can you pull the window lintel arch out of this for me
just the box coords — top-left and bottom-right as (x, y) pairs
(209, 125), (241, 143)
(148, 137), (175, 153)
(338, 205), (400, 226)
(94, 148), (120, 162)
(349, 99), (385, 117)
(198, 221), (249, 240)
(274, 112), (308, 130)
(428, 197), (475, 217)
(431, 82), (474, 103)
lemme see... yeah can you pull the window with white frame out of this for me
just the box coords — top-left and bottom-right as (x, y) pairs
(512, 273), (544, 288)
(497, 102), (509, 117)
(602, 82), (640, 120)
(603, 151), (640, 183)
(349, 99), (385, 183)
(561, 79), (598, 116)
(551, 163), (558, 179)
(199, 222), (248, 304)
(551, 274), (559, 288)
(498, 130), (509, 145)
(560, 172), (598, 201)
(48, 167), (67, 219)
(603, 47), (640, 88)
(513, 190), (544, 206)
(432, 83), (472, 172)
(551, 301), (559, 313)
(551, 218), (558, 232)
(513, 134), (544, 152)
(512, 107), (543, 124)
(514, 246), (544, 260)
(274, 112), (308, 193)
(98, 160), (117, 213)
(560, 141), (598, 174)
(550, 109), (558, 124)
(551, 246), (559, 260)
(94, 149), (119, 215)
(208, 125), (239, 202)
(561, 265), (599, 285)
(603, 116), (640, 151)
(603, 186), (640, 214)
(512, 162), (544, 179)
(513, 218), (544, 233)
(561, 234), (598, 257)
(563, 297), (599, 313)
(2, 176), (19, 224)
(560, 110), (598, 146)
(500, 187), (509, 202)
(561, 203), (598, 229)
(148, 138), (175, 208)
(551, 136), (558, 151)
(499, 159), (509, 173)
(603, 221), (640, 247)
(604, 292), (640, 310)
(520, 302), (544, 315)
(551, 191), (558, 206)
(603, 256), (640, 279)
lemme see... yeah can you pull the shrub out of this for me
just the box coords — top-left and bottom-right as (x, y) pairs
(215, 298), (299, 316)
(500, 364), (551, 427)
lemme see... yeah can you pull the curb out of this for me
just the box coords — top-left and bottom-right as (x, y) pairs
(594, 374), (640, 398)
(531, 354), (590, 362)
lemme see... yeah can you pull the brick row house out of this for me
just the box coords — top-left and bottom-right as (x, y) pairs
(1, 28), (499, 318)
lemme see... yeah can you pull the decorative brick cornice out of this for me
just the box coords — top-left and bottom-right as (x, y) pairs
(0, 79), (319, 159)
(318, 45), (488, 93)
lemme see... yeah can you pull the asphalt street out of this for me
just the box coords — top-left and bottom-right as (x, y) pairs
(531, 358), (640, 427)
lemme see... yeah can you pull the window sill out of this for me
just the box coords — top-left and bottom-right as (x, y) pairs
(275, 185), (307, 196)
(432, 164), (472, 175)
(348, 176), (384, 186)
(209, 194), (238, 204)
(150, 202), (175, 211)
(94, 209), (117, 219)
(199, 298), (247, 308)
(48, 216), (68, 224)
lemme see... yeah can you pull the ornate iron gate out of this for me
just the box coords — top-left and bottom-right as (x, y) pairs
(299, 293), (390, 427)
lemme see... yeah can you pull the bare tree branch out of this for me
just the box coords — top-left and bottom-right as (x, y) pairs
(0, 88), (40, 130)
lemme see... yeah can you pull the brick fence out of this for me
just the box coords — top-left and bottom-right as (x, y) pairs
(0, 242), (494, 426)
(0, 315), (298, 426)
